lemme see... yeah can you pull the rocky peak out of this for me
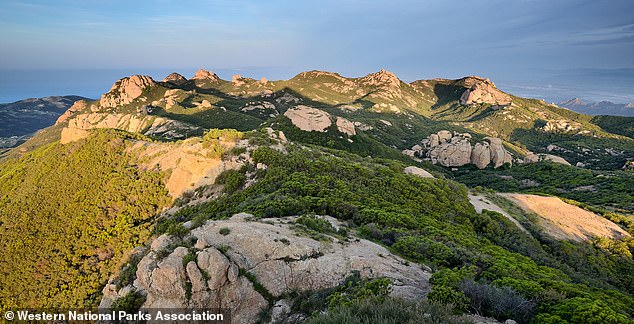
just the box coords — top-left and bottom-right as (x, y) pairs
(162, 72), (188, 85)
(191, 69), (220, 82)
(99, 75), (156, 108)
(359, 68), (401, 88)
(460, 76), (511, 107)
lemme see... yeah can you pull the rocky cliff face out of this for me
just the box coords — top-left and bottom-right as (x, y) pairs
(460, 76), (512, 107)
(404, 130), (513, 169)
(101, 214), (431, 323)
(99, 75), (156, 108)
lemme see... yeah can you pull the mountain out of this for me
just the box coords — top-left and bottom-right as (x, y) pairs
(0, 95), (90, 148)
(559, 98), (634, 117)
(1, 69), (633, 323)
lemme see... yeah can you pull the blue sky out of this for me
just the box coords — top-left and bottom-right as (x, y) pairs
(1, 0), (633, 102)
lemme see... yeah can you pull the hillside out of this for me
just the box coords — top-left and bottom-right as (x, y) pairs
(0, 95), (89, 148)
(1, 69), (633, 323)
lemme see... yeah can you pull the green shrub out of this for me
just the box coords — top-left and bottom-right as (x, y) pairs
(110, 290), (146, 313)
(428, 285), (469, 311)
(307, 296), (469, 324)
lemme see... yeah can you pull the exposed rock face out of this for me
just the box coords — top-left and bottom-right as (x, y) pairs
(162, 72), (187, 85)
(99, 75), (156, 108)
(406, 130), (512, 169)
(284, 105), (332, 132)
(283, 106), (357, 136)
(460, 76), (511, 107)
(59, 112), (200, 144)
(102, 214), (431, 323)
(191, 69), (221, 82)
(336, 117), (356, 136)
(129, 139), (242, 197)
(358, 69), (401, 88)
(430, 137), (472, 167)
(523, 153), (571, 166)
(55, 100), (89, 125)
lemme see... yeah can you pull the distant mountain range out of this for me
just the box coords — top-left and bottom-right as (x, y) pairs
(559, 98), (634, 117)
(0, 95), (89, 148)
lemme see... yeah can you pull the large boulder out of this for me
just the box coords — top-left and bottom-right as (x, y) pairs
(524, 153), (571, 166)
(335, 117), (356, 136)
(429, 137), (472, 167)
(283, 105), (335, 132)
(471, 142), (491, 169)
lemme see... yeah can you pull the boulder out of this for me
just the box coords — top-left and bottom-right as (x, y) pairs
(283, 105), (332, 132)
(404, 166), (434, 178)
(523, 153), (571, 166)
(471, 143), (491, 169)
(437, 130), (452, 143)
(485, 137), (507, 168)
(429, 137), (472, 167)
(335, 117), (356, 136)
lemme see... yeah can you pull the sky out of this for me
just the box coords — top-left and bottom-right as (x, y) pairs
(1, 0), (633, 103)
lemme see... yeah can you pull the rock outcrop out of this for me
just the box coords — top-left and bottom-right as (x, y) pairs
(130, 138), (243, 197)
(59, 112), (200, 144)
(284, 106), (356, 136)
(162, 72), (188, 85)
(523, 153), (571, 166)
(404, 131), (512, 169)
(101, 214), (431, 323)
(55, 99), (91, 125)
(284, 105), (332, 132)
(460, 76), (511, 107)
(191, 69), (221, 83)
(336, 116), (356, 136)
(404, 166), (434, 178)
(99, 75), (156, 108)
(358, 69), (401, 89)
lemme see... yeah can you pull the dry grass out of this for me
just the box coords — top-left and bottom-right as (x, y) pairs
(500, 193), (630, 242)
